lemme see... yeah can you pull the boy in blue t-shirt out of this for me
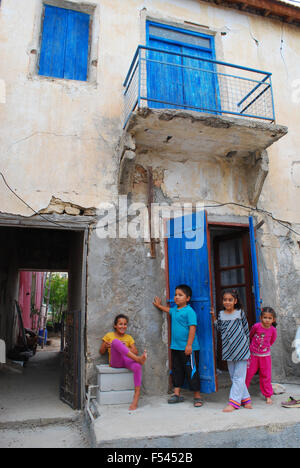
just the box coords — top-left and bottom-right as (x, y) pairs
(153, 284), (202, 407)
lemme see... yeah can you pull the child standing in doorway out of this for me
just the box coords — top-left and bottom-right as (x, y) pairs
(211, 289), (252, 412)
(100, 314), (147, 411)
(246, 307), (277, 405)
(153, 284), (203, 408)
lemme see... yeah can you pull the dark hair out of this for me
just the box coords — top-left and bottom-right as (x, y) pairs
(113, 314), (129, 327)
(261, 307), (277, 327)
(175, 284), (192, 299)
(222, 289), (243, 310)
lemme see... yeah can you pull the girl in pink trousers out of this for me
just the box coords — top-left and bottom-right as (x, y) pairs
(246, 307), (277, 404)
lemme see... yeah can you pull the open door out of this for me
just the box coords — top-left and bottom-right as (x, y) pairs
(166, 211), (217, 393)
(60, 230), (87, 409)
(249, 216), (262, 322)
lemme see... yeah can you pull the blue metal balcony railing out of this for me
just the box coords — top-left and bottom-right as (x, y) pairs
(123, 45), (275, 128)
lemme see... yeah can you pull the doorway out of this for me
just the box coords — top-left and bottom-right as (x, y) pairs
(0, 225), (87, 413)
(146, 21), (219, 112)
(165, 214), (260, 392)
(209, 224), (256, 370)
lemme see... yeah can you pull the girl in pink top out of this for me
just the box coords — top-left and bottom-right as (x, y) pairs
(246, 307), (277, 404)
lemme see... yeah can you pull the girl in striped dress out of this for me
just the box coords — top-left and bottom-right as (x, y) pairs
(211, 289), (252, 413)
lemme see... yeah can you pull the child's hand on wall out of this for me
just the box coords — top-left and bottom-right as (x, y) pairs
(153, 296), (162, 308)
(153, 297), (170, 314)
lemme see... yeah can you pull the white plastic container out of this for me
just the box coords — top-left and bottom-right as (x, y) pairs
(0, 339), (6, 364)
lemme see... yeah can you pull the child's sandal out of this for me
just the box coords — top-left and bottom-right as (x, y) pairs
(168, 394), (184, 404)
(194, 398), (203, 408)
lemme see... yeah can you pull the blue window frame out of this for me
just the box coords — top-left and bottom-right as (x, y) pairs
(39, 5), (90, 81)
(146, 21), (220, 113)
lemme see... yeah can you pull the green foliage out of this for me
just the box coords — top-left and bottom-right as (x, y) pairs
(46, 274), (68, 324)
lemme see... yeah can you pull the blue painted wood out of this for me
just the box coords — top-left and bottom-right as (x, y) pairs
(249, 217), (262, 322)
(39, 6), (89, 81)
(147, 38), (183, 109)
(39, 5), (68, 78)
(64, 10), (90, 81)
(167, 212), (216, 394)
(181, 46), (218, 113)
(146, 22), (218, 113)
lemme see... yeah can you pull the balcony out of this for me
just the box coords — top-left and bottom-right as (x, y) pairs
(119, 46), (287, 201)
(124, 45), (278, 125)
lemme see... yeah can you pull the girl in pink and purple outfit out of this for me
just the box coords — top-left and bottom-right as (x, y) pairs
(100, 314), (147, 410)
(246, 307), (277, 404)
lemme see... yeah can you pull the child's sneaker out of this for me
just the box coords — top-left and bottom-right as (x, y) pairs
(281, 396), (300, 408)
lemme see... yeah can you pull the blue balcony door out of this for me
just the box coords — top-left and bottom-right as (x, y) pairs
(166, 212), (217, 394)
(146, 22), (219, 113)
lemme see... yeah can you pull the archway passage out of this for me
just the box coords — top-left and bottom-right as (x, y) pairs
(0, 225), (87, 412)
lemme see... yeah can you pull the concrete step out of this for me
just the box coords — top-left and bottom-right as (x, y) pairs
(89, 383), (300, 448)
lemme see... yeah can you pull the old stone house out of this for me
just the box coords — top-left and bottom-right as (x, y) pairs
(0, 0), (299, 409)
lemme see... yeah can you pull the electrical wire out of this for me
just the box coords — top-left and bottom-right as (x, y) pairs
(0, 172), (71, 229)
(0, 171), (299, 237)
(204, 201), (300, 236)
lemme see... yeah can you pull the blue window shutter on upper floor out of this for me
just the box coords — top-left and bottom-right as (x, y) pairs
(64, 10), (90, 81)
(39, 5), (68, 79)
(39, 5), (90, 81)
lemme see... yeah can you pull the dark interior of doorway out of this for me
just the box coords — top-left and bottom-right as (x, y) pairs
(0, 225), (86, 410)
(209, 224), (256, 370)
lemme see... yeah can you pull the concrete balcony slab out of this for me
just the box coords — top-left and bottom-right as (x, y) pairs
(118, 108), (288, 204)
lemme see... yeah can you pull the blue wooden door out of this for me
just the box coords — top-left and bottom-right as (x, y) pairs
(167, 212), (217, 393)
(39, 5), (90, 81)
(249, 217), (262, 322)
(146, 22), (218, 113)
(147, 39), (184, 108)
(182, 46), (219, 112)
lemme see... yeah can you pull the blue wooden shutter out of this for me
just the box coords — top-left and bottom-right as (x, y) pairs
(167, 212), (216, 393)
(39, 5), (68, 79)
(64, 10), (90, 81)
(39, 6), (90, 81)
(249, 216), (262, 322)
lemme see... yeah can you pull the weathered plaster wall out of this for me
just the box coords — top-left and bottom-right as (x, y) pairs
(0, 0), (299, 220)
(87, 232), (169, 394)
(255, 219), (300, 381)
(0, 0), (299, 386)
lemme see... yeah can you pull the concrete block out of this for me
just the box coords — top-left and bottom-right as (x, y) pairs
(96, 365), (134, 391)
(97, 389), (135, 406)
(96, 365), (135, 405)
(98, 372), (134, 392)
